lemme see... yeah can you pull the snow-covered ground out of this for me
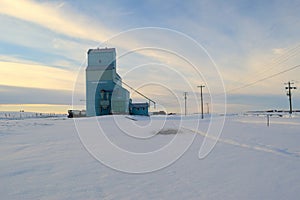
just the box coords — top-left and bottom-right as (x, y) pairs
(0, 114), (300, 199)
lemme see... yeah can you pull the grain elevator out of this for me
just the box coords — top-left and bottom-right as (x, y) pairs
(86, 48), (149, 117)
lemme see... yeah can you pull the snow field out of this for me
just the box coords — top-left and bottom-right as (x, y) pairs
(0, 114), (300, 199)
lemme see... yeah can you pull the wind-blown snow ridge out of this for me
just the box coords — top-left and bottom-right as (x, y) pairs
(182, 127), (300, 158)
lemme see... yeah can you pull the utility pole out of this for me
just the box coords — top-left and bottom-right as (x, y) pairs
(184, 92), (188, 116)
(285, 81), (297, 114)
(197, 85), (205, 119)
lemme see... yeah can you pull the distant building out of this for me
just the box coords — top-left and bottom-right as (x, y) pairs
(129, 101), (149, 116)
(152, 110), (167, 115)
(68, 110), (86, 118)
(85, 48), (149, 116)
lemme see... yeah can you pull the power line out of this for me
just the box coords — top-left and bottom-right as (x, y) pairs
(232, 43), (300, 85)
(226, 64), (300, 93)
(121, 81), (156, 108)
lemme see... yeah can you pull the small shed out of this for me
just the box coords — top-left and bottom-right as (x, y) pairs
(129, 102), (149, 116)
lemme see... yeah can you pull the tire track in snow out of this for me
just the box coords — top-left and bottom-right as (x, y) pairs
(181, 127), (300, 158)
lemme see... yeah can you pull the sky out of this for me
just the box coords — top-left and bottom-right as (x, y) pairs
(0, 0), (300, 114)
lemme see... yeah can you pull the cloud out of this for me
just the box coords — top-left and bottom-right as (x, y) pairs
(0, 15), (93, 67)
(0, 55), (40, 65)
(0, 61), (79, 91)
(272, 48), (285, 55)
(0, 0), (112, 42)
(0, 1), (216, 84)
(0, 1), (224, 88)
(1, 0), (217, 78)
(0, 85), (72, 104)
